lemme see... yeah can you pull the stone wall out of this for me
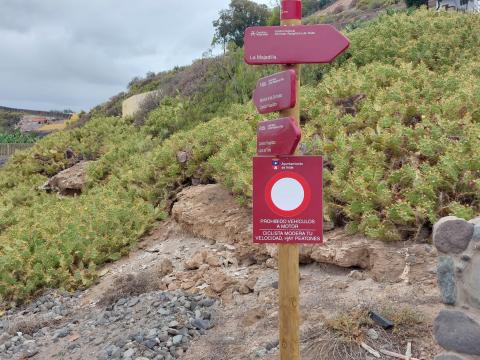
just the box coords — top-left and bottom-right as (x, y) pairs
(433, 216), (480, 359)
(121, 90), (161, 118)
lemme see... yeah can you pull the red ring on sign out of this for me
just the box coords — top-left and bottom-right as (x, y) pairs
(265, 171), (311, 217)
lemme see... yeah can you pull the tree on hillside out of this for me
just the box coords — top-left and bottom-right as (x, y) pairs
(212, 0), (270, 50)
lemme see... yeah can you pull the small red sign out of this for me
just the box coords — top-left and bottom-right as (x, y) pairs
(253, 156), (323, 244)
(253, 70), (296, 114)
(281, 0), (302, 20)
(244, 25), (350, 65)
(257, 117), (301, 156)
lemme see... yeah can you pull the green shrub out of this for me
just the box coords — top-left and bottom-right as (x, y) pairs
(0, 131), (38, 144)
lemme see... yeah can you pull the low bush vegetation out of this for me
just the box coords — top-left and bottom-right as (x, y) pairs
(0, 131), (38, 144)
(0, 10), (479, 303)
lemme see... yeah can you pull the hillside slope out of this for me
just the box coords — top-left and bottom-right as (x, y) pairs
(304, 0), (405, 28)
(1, 10), (479, 303)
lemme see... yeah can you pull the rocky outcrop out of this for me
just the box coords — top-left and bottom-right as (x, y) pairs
(433, 216), (480, 359)
(42, 161), (90, 196)
(172, 184), (437, 283)
(172, 184), (267, 264)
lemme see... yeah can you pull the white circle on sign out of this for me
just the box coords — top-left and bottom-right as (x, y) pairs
(270, 178), (305, 211)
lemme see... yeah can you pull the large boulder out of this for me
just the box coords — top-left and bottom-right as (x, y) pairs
(433, 216), (474, 254)
(434, 354), (468, 360)
(42, 161), (90, 196)
(434, 310), (480, 355)
(172, 184), (267, 263)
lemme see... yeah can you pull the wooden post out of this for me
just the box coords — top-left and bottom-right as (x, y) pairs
(278, 4), (302, 360)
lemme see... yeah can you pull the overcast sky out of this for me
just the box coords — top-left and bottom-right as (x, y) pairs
(0, 0), (273, 112)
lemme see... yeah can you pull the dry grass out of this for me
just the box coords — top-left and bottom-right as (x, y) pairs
(4, 314), (53, 335)
(303, 302), (428, 360)
(98, 270), (163, 306)
(38, 123), (67, 132)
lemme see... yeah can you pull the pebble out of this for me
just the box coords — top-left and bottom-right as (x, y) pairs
(367, 328), (379, 340)
(143, 339), (157, 349)
(53, 327), (70, 339)
(255, 347), (267, 357)
(198, 299), (215, 307)
(128, 298), (140, 307)
(192, 319), (212, 330)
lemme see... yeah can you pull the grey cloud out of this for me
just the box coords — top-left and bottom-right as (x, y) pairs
(0, 0), (271, 111)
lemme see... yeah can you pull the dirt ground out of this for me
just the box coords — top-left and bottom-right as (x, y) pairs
(82, 220), (442, 360)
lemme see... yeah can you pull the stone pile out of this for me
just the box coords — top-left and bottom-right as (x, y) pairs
(433, 216), (480, 360)
(0, 290), (216, 359)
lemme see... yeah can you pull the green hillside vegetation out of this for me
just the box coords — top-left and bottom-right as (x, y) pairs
(1, 9), (480, 303)
(0, 131), (38, 144)
(304, 0), (405, 30)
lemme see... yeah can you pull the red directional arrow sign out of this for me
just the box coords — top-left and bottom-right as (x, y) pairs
(257, 117), (301, 156)
(244, 24), (349, 65)
(253, 70), (296, 114)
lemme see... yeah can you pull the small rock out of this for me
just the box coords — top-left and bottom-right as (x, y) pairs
(434, 310), (480, 355)
(158, 332), (169, 342)
(473, 224), (480, 242)
(245, 275), (258, 290)
(265, 340), (279, 351)
(238, 284), (251, 295)
(158, 308), (169, 315)
(22, 348), (39, 358)
(159, 259), (174, 276)
(254, 272), (278, 293)
(53, 327), (70, 339)
(192, 319), (212, 330)
(255, 347), (267, 357)
(433, 216), (474, 254)
(210, 275), (232, 293)
(437, 256), (457, 305)
(168, 320), (179, 328)
(123, 348), (135, 358)
(198, 299), (215, 307)
(184, 251), (207, 270)
(205, 254), (222, 267)
(172, 335), (183, 345)
(265, 258), (277, 269)
(127, 298), (140, 307)
(461, 254), (471, 262)
(143, 339), (157, 350)
(367, 328), (379, 340)
(333, 282), (349, 290)
(348, 270), (367, 281)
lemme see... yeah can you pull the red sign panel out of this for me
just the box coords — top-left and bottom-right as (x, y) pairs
(253, 156), (323, 244)
(253, 70), (296, 114)
(281, 0), (302, 20)
(257, 117), (301, 156)
(244, 25), (350, 65)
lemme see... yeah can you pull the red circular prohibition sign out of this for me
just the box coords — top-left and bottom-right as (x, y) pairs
(265, 171), (311, 217)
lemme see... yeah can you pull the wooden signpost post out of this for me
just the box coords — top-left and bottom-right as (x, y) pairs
(244, 1), (349, 359)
